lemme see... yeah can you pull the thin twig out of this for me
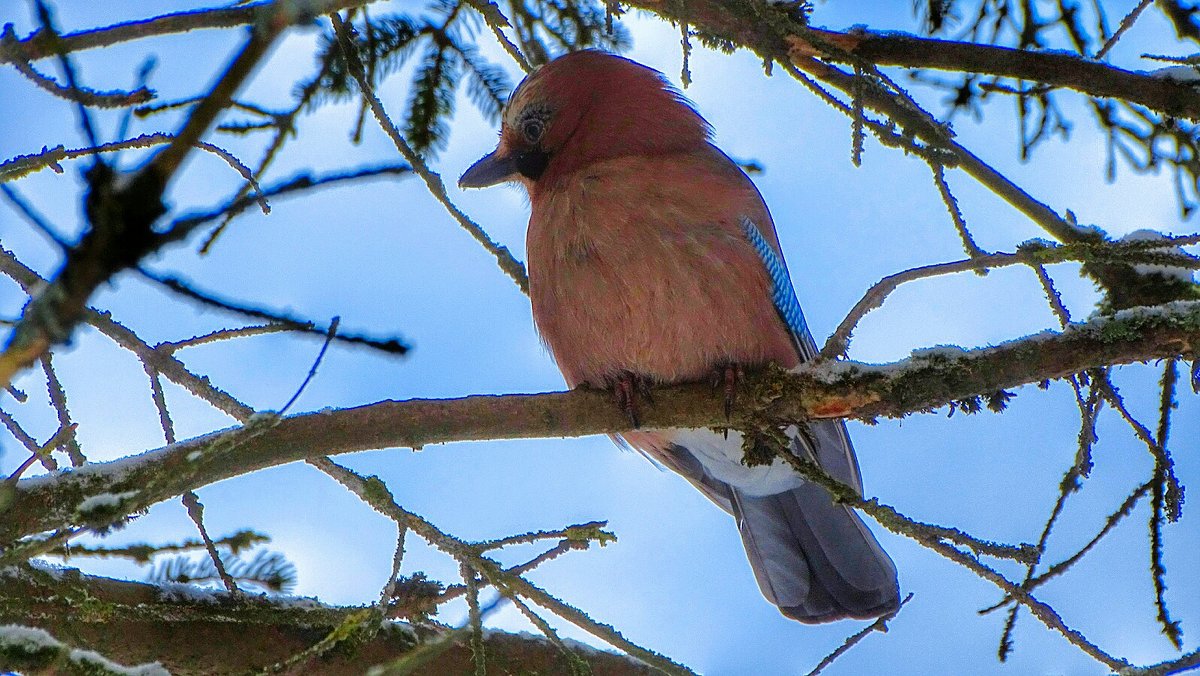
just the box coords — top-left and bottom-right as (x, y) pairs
(820, 235), (1200, 358)
(1094, 0), (1154, 60)
(980, 478), (1153, 615)
(182, 491), (242, 596)
(47, 529), (268, 563)
(0, 408), (58, 472)
(476, 521), (612, 551)
(380, 525), (408, 607)
(1, 184), (69, 248)
(807, 594), (913, 676)
(772, 449), (1129, 672)
(930, 162), (986, 259)
(436, 538), (594, 606)
(144, 351), (243, 596)
(280, 317), (339, 414)
(464, 0), (532, 72)
(0, 245), (255, 421)
(1033, 264), (1072, 326)
(506, 592), (589, 674)
(329, 12), (530, 293)
(2, 0), (370, 63)
(1, 132), (259, 183)
(39, 354), (84, 466)
(170, 164), (411, 240)
(115, 56), (157, 142)
(2, 419), (73, 479)
(462, 563), (487, 675)
(369, 598), (506, 676)
(32, 0), (102, 157)
(137, 270), (408, 356)
(5, 47), (152, 108)
(156, 324), (296, 353)
(309, 457), (694, 675)
(199, 47), (342, 253)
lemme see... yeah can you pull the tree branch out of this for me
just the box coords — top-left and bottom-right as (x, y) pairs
(0, 0), (370, 63)
(795, 27), (1200, 120)
(2, 299), (1197, 544)
(0, 564), (653, 674)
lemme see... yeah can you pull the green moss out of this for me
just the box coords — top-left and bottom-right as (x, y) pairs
(362, 475), (397, 508)
(563, 524), (617, 547)
(0, 637), (60, 671)
(1095, 317), (1142, 343)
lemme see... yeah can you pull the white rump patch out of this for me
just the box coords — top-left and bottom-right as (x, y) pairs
(670, 428), (804, 496)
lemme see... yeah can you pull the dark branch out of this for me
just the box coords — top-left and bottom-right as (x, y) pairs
(1, 0), (371, 63)
(797, 27), (1200, 120)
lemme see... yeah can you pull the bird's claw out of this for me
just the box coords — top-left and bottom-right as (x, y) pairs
(710, 362), (744, 421)
(612, 371), (651, 428)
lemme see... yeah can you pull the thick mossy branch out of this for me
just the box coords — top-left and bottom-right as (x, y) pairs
(2, 300), (1198, 544)
(0, 564), (651, 675)
(0, 623), (167, 676)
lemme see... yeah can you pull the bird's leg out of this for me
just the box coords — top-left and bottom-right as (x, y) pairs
(709, 361), (744, 421)
(612, 371), (652, 428)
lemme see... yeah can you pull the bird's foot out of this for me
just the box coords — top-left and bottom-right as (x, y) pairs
(611, 371), (652, 428)
(709, 362), (744, 421)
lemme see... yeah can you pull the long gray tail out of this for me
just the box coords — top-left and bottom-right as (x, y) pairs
(652, 417), (899, 623)
(732, 481), (899, 623)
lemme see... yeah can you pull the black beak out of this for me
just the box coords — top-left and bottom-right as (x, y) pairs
(458, 148), (517, 188)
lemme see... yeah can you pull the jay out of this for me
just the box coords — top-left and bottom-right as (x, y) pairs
(460, 50), (899, 623)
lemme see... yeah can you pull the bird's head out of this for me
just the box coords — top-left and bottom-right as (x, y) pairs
(458, 50), (711, 193)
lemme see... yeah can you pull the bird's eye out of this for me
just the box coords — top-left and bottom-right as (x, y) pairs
(521, 117), (545, 143)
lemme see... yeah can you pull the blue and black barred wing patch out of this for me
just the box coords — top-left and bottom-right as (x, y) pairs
(739, 215), (814, 358)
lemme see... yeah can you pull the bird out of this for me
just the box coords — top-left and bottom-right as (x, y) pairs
(459, 50), (899, 623)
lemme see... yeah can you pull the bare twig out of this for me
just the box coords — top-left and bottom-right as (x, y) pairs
(137, 270), (408, 356)
(0, 245), (255, 421)
(280, 317), (339, 414)
(5, 45), (152, 108)
(2, 183), (70, 248)
(167, 164), (412, 235)
(329, 12), (530, 293)
(462, 563), (487, 675)
(1, 133), (257, 184)
(1094, 0), (1154, 60)
(199, 47), (342, 253)
(47, 529), (268, 563)
(181, 491), (242, 596)
(309, 457), (694, 675)
(981, 478), (1153, 615)
(806, 594), (913, 676)
(820, 235), (1200, 358)
(0, 416), (72, 478)
(39, 354), (84, 466)
(476, 521), (613, 551)
(930, 161), (986, 259)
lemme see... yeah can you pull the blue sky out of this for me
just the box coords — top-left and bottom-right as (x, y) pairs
(2, 2), (1199, 674)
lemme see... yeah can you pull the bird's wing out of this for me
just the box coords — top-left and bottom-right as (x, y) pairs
(736, 214), (818, 362)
